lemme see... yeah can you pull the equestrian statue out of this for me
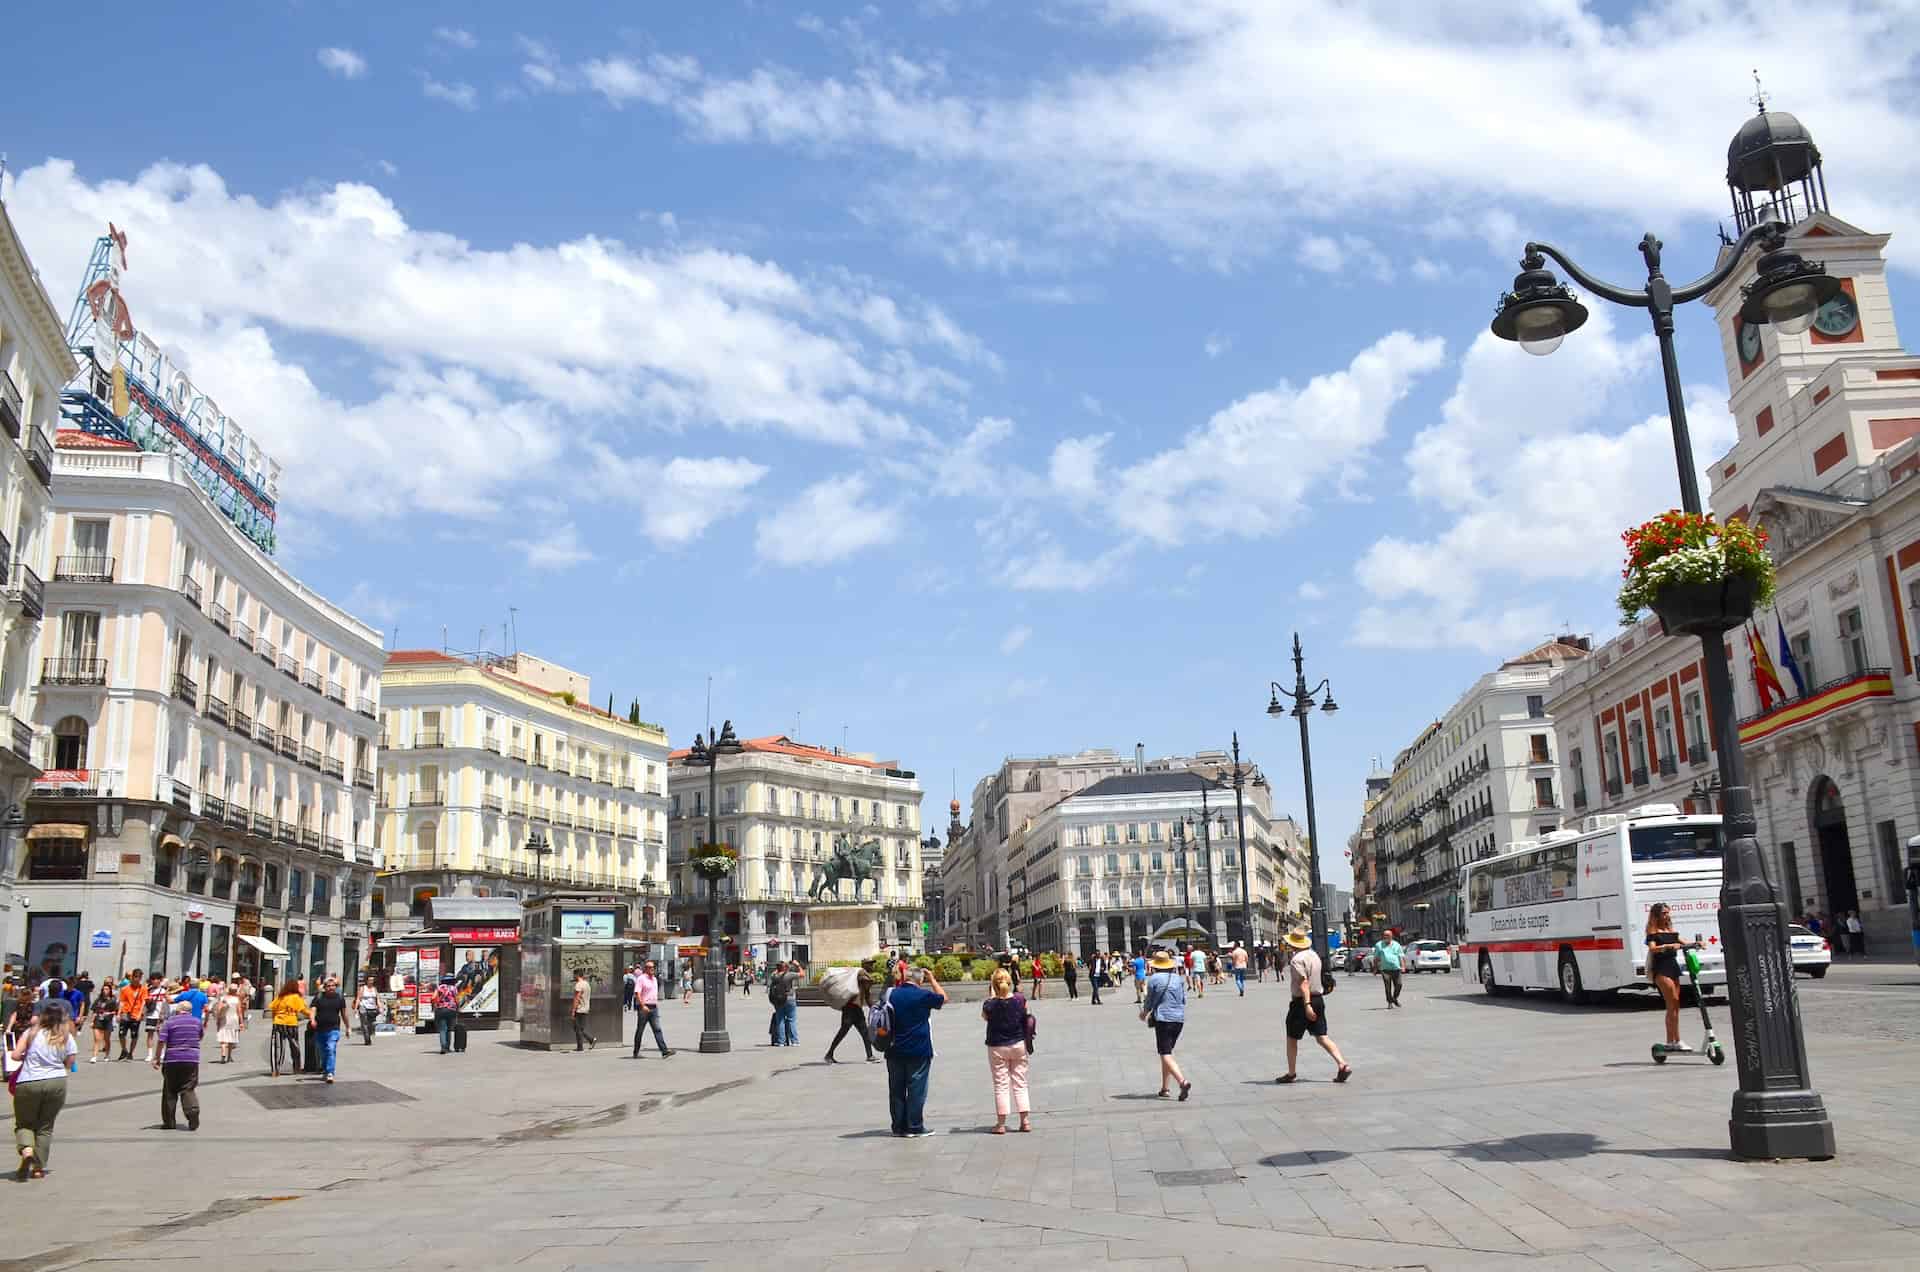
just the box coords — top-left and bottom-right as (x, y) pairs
(808, 833), (883, 902)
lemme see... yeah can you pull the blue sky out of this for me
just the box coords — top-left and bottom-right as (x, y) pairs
(4, 2), (1918, 887)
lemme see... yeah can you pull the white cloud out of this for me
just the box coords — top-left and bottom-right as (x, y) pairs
(997, 541), (1128, 591)
(316, 47), (367, 79)
(755, 475), (903, 565)
(582, 3), (1920, 271)
(374, 159), (399, 177)
(999, 624), (1032, 654)
(3, 159), (980, 539)
(1297, 581), (1326, 601)
(434, 27), (477, 50)
(1296, 234), (1392, 281)
(1078, 392), (1108, 418)
(423, 77), (479, 110)
(1351, 311), (1732, 651)
(1054, 331), (1445, 545)
(512, 523), (592, 570)
(1410, 257), (1453, 283)
(1203, 332), (1231, 359)
(929, 416), (1017, 497)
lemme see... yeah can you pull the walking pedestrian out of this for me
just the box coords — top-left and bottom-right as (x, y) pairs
(1373, 931), (1405, 1009)
(630, 959), (675, 1058)
(429, 977), (461, 1054)
(982, 969), (1032, 1134)
(739, 960), (754, 998)
(173, 976), (209, 1021)
(1006, 956), (1020, 996)
(1088, 952), (1103, 1005)
(214, 982), (243, 1063)
(826, 968), (878, 1063)
(356, 977), (381, 1045)
(767, 961), (799, 1046)
(1644, 902), (1700, 1054)
(1277, 928), (1350, 1083)
(1188, 946), (1206, 998)
(1131, 950), (1147, 1002)
(1230, 943), (1249, 996)
(116, 970), (148, 1061)
(152, 1000), (203, 1130)
(1029, 954), (1044, 1001)
(621, 965), (636, 1013)
(10, 1003), (76, 1177)
(1846, 910), (1866, 957)
(1063, 953), (1079, 1000)
(88, 982), (117, 1063)
(680, 959), (693, 1005)
(883, 963), (946, 1137)
(268, 978), (306, 1077)
(1140, 950), (1191, 1101)
(141, 979), (167, 1062)
(568, 969), (595, 1052)
(310, 976), (348, 1083)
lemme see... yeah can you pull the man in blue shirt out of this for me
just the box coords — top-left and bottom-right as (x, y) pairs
(1372, 933), (1405, 1009)
(1131, 953), (1147, 1002)
(883, 963), (946, 1138)
(174, 977), (209, 1020)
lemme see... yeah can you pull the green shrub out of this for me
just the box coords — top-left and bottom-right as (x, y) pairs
(912, 954), (936, 971)
(865, 952), (891, 980)
(1041, 953), (1062, 977)
(969, 958), (999, 982)
(935, 955), (965, 981)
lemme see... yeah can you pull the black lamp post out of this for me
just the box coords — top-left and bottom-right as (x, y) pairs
(1490, 220), (1837, 1161)
(1230, 734), (1254, 949)
(526, 830), (552, 891)
(1182, 787), (1221, 947)
(683, 720), (743, 1054)
(1267, 633), (1338, 963)
(1171, 818), (1193, 940)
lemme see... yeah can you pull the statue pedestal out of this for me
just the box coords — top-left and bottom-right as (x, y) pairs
(808, 904), (882, 965)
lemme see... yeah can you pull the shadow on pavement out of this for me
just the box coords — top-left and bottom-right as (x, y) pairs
(1260, 1150), (1352, 1168)
(1380, 1132), (1726, 1162)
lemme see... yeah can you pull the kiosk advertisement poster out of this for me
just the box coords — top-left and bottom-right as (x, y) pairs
(559, 911), (616, 940)
(452, 947), (502, 1015)
(392, 949), (419, 1028)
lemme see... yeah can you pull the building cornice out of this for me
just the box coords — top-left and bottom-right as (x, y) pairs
(0, 201), (77, 379)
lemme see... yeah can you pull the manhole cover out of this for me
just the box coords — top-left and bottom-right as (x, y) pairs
(244, 1080), (416, 1110)
(1153, 1168), (1239, 1187)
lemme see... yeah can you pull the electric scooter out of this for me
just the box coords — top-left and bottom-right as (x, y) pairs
(1651, 945), (1726, 1066)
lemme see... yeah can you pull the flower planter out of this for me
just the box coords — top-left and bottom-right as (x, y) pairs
(1651, 574), (1760, 637)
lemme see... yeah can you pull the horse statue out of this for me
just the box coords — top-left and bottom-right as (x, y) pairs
(808, 834), (883, 902)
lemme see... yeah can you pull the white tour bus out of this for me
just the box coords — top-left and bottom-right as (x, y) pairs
(1458, 804), (1726, 1002)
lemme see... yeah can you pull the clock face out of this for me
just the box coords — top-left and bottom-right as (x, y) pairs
(1738, 321), (1763, 365)
(1813, 294), (1859, 338)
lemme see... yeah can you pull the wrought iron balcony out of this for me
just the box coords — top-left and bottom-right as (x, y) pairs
(413, 729), (445, 749)
(205, 694), (230, 726)
(255, 636), (275, 665)
(232, 707), (253, 736)
(301, 667), (321, 692)
(1605, 778), (1624, 797)
(300, 827), (321, 850)
(0, 529), (10, 588)
(6, 713), (31, 763)
(53, 555), (114, 584)
(322, 756), (344, 780)
(482, 793), (504, 813)
(234, 620), (253, 648)
(301, 744), (323, 770)
(179, 575), (202, 610)
(413, 786), (445, 808)
(1630, 766), (1650, 788)
(0, 368), (20, 440)
(10, 563), (44, 620)
(1658, 755), (1678, 777)
(325, 679), (346, 705)
(254, 720), (277, 748)
(171, 671), (199, 705)
(222, 801), (247, 829)
(277, 820), (297, 846)
(353, 766), (374, 789)
(356, 695), (377, 719)
(204, 793), (227, 821)
(250, 811), (274, 839)
(325, 835), (344, 856)
(481, 734), (502, 754)
(277, 735), (300, 760)
(41, 657), (107, 686)
(278, 653), (297, 678)
(26, 428), (52, 488)
(210, 601), (231, 632)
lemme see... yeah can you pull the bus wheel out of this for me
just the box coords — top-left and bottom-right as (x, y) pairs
(1479, 955), (1500, 996)
(1557, 951), (1588, 1005)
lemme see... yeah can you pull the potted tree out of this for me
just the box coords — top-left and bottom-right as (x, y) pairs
(1618, 511), (1775, 636)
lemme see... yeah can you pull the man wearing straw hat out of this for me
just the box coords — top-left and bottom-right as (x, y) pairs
(1276, 928), (1351, 1085)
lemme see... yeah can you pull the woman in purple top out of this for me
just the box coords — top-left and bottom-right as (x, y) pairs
(981, 969), (1032, 1135)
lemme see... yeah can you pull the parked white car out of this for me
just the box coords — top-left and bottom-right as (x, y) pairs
(1409, 940), (1453, 972)
(1786, 924), (1831, 979)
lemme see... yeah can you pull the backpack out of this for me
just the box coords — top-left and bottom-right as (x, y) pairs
(868, 988), (895, 1053)
(433, 984), (458, 1011)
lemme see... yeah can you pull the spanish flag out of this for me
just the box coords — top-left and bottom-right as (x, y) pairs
(1748, 621), (1785, 712)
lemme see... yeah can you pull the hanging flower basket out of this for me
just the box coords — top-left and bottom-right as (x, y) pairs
(1617, 511), (1773, 635)
(689, 844), (737, 879)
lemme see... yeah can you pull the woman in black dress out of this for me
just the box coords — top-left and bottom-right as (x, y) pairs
(1645, 902), (1701, 1052)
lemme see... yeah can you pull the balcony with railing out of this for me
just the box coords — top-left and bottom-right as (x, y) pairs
(301, 667), (322, 693)
(413, 785), (445, 808)
(481, 734), (502, 754)
(254, 720), (278, 749)
(325, 679), (346, 705)
(52, 554), (115, 584)
(300, 826), (321, 850)
(278, 652), (297, 678)
(3, 711), (31, 763)
(356, 695), (377, 719)
(1736, 666), (1895, 747)
(277, 820), (297, 847)
(0, 529), (10, 588)
(41, 657), (107, 687)
(203, 792), (227, 821)
(234, 620), (253, 648)
(482, 793), (505, 814)
(300, 744), (323, 771)
(179, 574), (202, 610)
(413, 729), (445, 749)
(10, 563), (44, 620)
(277, 734), (300, 760)
(0, 368), (20, 440)
(255, 636), (275, 665)
(250, 811), (274, 839)
(26, 427), (53, 487)
(322, 756), (344, 780)
(210, 600), (231, 632)
(353, 766), (374, 789)
(32, 768), (126, 798)
(232, 706), (253, 736)
(205, 694), (230, 727)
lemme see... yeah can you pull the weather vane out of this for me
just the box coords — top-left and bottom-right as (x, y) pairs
(1750, 68), (1767, 114)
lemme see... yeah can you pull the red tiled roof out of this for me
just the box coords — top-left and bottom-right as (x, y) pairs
(55, 428), (138, 451)
(385, 649), (462, 666)
(669, 734), (897, 770)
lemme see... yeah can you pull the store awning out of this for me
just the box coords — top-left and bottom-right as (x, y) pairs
(237, 933), (291, 958)
(422, 897), (523, 923)
(26, 824), (88, 842)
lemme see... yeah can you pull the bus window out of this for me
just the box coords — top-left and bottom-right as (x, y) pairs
(1629, 824), (1724, 861)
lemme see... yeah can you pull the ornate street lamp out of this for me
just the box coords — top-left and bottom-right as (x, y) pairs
(682, 720), (743, 1053)
(1266, 633), (1338, 963)
(1490, 219), (1836, 1162)
(1229, 734), (1255, 949)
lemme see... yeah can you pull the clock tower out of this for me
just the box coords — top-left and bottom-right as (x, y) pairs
(1705, 104), (1916, 523)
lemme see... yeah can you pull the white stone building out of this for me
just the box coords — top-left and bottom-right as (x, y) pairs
(0, 192), (68, 960)
(667, 734), (924, 962)
(1379, 639), (1592, 941)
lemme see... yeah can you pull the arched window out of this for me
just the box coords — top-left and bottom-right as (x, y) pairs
(52, 716), (88, 770)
